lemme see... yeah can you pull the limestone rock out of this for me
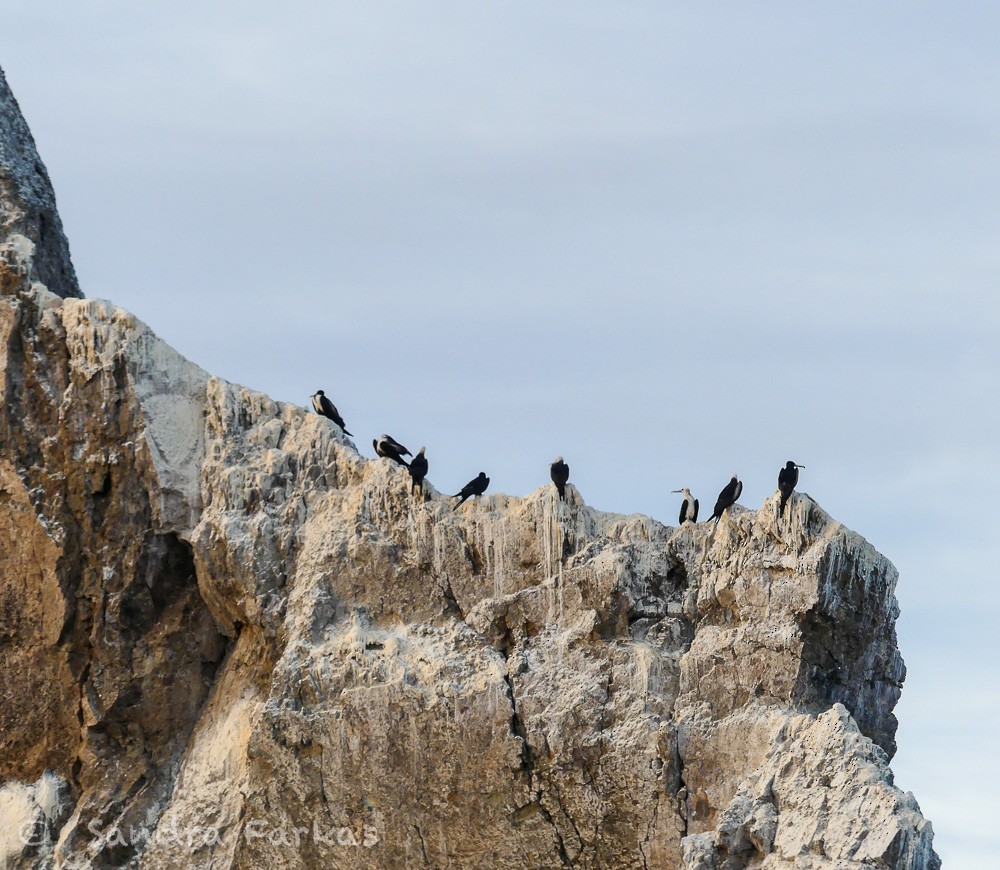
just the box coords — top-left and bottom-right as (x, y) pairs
(0, 278), (939, 869)
(0, 66), (938, 869)
(0, 65), (81, 299)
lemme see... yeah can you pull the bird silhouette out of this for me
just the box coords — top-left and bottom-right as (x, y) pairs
(778, 461), (804, 516)
(373, 434), (411, 466)
(311, 390), (352, 436)
(708, 475), (742, 522)
(672, 488), (699, 524)
(453, 472), (489, 511)
(550, 457), (569, 501)
(408, 447), (428, 496)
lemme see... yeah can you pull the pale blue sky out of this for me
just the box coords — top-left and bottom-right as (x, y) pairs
(3, 4), (998, 865)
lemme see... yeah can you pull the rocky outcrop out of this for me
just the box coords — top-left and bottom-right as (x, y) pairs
(0, 64), (937, 869)
(0, 65), (80, 299)
(0, 274), (939, 869)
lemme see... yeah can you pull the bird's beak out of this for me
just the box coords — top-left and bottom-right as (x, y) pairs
(797, 464), (806, 468)
(671, 489), (681, 493)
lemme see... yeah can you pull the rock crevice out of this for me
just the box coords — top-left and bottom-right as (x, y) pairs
(0, 67), (80, 299)
(0, 61), (938, 869)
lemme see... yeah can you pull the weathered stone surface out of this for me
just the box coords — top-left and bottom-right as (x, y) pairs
(0, 62), (938, 870)
(0, 64), (80, 299)
(0, 277), (938, 869)
(0, 276), (225, 869)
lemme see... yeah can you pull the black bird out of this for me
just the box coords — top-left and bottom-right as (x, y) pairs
(373, 434), (411, 466)
(311, 390), (352, 436)
(408, 447), (428, 496)
(777, 461), (805, 517)
(550, 456), (570, 501)
(453, 472), (489, 511)
(672, 488), (699, 524)
(708, 475), (743, 522)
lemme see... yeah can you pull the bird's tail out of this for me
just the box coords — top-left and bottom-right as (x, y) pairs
(343, 428), (353, 437)
(452, 495), (469, 512)
(779, 494), (788, 516)
(556, 482), (566, 501)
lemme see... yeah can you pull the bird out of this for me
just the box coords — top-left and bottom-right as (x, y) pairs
(672, 488), (699, 524)
(777, 461), (805, 516)
(373, 434), (411, 466)
(549, 457), (570, 501)
(708, 475), (743, 522)
(408, 447), (428, 496)
(453, 472), (489, 511)
(311, 390), (352, 436)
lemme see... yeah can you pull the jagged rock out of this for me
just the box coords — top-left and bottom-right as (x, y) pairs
(700, 705), (940, 869)
(0, 66), (938, 869)
(0, 772), (72, 869)
(0, 279), (940, 869)
(0, 65), (81, 299)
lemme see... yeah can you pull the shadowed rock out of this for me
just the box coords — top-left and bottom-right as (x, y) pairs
(0, 67), (938, 870)
(0, 64), (81, 298)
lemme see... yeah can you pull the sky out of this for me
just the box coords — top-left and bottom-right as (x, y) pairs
(3, 3), (998, 864)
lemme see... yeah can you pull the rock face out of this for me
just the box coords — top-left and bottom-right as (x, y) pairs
(0, 277), (941, 869)
(0, 68), (938, 869)
(1, 65), (81, 299)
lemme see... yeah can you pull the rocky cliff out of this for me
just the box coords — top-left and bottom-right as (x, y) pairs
(0, 66), (938, 869)
(0, 67), (80, 300)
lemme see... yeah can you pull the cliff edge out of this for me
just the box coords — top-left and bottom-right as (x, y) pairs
(0, 65), (81, 300)
(0, 65), (937, 869)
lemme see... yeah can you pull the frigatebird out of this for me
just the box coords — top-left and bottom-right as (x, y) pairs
(778, 461), (805, 516)
(708, 475), (742, 522)
(550, 457), (570, 501)
(672, 488), (699, 524)
(311, 390), (352, 436)
(373, 434), (411, 466)
(408, 447), (428, 496)
(453, 472), (489, 511)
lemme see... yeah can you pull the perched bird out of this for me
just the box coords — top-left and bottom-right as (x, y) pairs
(453, 472), (489, 511)
(708, 475), (743, 522)
(408, 447), (428, 496)
(672, 488), (699, 524)
(777, 461), (805, 517)
(373, 434), (412, 466)
(549, 457), (570, 501)
(311, 390), (352, 436)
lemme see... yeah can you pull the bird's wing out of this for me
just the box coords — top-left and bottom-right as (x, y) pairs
(692, 499), (699, 522)
(735, 481), (743, 501)
(678, 502), (686, 525)
(387, 437), (410, 455)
